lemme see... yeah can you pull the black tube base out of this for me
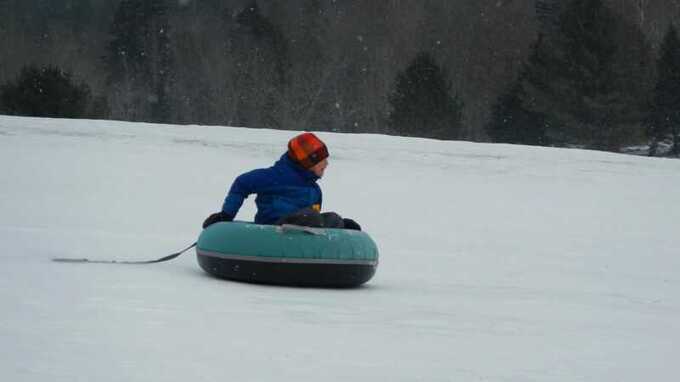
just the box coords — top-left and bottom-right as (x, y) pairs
(197, 254), (376, 288)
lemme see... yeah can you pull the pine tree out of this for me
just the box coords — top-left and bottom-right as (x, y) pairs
(535, 0), (561, 35)
(285, 0), (333, 131)
(0, 65), (91, 118)
(647, 24), (680, 156)
(520, 0), (652, 150)
(147, 0), (174, 123)
(229, 1), (289, 129)
(105, 0), (174, 122)
(486, 81), (548, 145)
(388, 52), (463, 140)
(235, 1), (288, 86)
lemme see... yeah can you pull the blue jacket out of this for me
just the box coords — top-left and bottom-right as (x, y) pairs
(221, 154), (322, 224)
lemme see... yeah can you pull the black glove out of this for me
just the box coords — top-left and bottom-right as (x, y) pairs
(342, 218), (362, 231)
(202, 212), (234, 229)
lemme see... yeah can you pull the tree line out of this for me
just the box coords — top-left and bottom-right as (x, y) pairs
(0, 0), (678, 155)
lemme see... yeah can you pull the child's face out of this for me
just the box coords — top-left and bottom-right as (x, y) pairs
(310, 159), (329, 178)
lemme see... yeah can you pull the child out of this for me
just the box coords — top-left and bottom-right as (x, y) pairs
(202, 132), (360, 230)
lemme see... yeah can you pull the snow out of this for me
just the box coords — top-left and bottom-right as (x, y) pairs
(1, 115), (679, 381)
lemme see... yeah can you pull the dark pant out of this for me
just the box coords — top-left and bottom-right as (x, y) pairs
(276, 208), (361, 230)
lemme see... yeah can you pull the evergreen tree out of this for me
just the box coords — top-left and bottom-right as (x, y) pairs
(486, 81), (548, 145)
(147, 0), (174, 123)
(284, 0), (333, 131)
(235, 1), (288, 86)
(647, 24), (680, 156)
(535, 0), (561, 35)
(0, 65), (91, 118)
(105, 0), (174, 122)
(520, 0), (652, 150)
(388, 52), (463, 139)
(229, 1), (289, 129)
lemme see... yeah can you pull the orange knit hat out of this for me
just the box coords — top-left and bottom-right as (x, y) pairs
(287, 132), (329, 169)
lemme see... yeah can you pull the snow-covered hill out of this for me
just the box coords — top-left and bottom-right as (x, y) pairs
(1, 115), (679, 381)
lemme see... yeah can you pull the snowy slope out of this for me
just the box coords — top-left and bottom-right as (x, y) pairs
(1, 115), (679, 381)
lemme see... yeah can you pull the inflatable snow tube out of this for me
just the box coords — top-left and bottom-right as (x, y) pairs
(196, 221), (379, 287)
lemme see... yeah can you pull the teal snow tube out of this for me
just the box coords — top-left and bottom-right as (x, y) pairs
(196, 221), (379, 287)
